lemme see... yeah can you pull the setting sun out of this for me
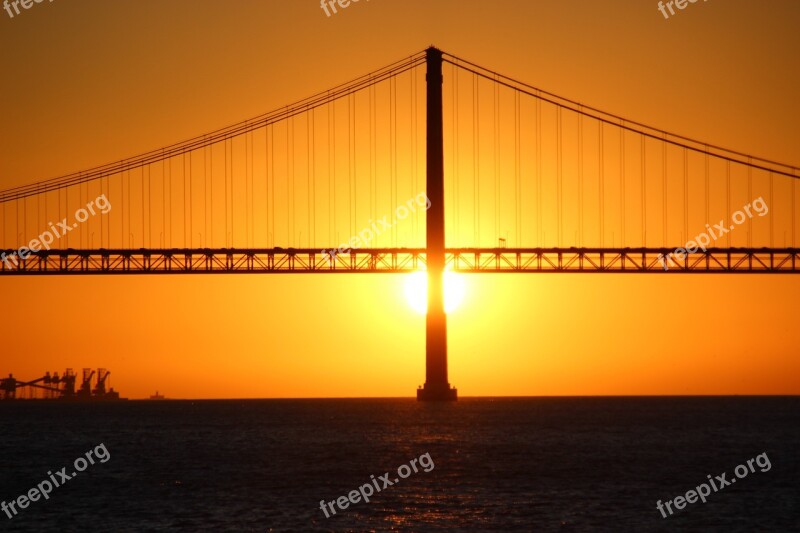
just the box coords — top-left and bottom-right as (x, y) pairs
(403, 271), (466, 314)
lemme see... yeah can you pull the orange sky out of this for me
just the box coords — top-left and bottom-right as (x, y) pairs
(1, 1), (799, 398)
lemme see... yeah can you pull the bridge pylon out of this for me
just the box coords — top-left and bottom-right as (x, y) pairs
(417, 47), (457, 402)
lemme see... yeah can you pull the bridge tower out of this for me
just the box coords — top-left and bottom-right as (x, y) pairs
(417, 47), (458, 401)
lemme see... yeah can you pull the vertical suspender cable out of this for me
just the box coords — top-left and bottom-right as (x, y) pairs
(411, 67), (417, 243)
(102, 175), (107, 247)
(666, 142), (674, 247)
(354, 91), (358, 245)
(683, 147), (688, 244)
(704, 146), (710, 230)
(350, 92), (355, 243)
(620, 123), (625, 247)
(392, 77), (398, 245)
(475, 74), (480, 245)
(517, 90), (521, 246)
(181, 152), (185, 248)
(232, 134), (235, 246)
(747, 159), (753, 246)
(769, 169), (773, 247)
(727, 160), (732, 247)
(390, 74), (400, 246)
(264, 124), (272, 248)
(332, 101), (336, 247)
(557, 106), (562, 245)
(289, 116), (294, 246)
(251, 129), (254, 247)
(128, 168), (132, 247)
(641, 134), (646, 246)
(599, 121), (604, 247)
(210, 145), (214, 247)
(244, 133), (248, 246)
(746, 158), (752, 247)
(495, 77), (500, 244)
(142, 165), (146, 248)
(793, 169), (796, 247)
(311, 109), (316, 247)
(270, 124), (275, 247)
(347, 94), (352, 244)
(578, 108), (583, 247)
(536, 97), (542, 246)
(224, 139), (228, 246)
(725, 161), (732, 247)
(307, 113), (312, 248)
(453, 64), (458, 245)
(327, 100), (332, 246)
(369, 80), (375, 244)
(286, 117), (291, 246)
(120, 171), (125, 248)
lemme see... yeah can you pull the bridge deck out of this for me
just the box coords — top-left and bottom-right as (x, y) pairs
(1, 248), (798, 274)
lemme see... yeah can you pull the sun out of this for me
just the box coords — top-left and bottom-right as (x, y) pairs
(403, 271), (466, 314)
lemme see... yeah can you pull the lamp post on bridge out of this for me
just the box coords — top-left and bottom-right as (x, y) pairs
(417, 47), (457, 401)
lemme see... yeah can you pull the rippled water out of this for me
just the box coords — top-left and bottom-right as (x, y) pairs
(0, 397), (797, 531)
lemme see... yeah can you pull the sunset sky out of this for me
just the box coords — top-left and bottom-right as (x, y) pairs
(1, 1), (798, 398)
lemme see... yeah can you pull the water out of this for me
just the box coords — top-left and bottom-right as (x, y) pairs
(0, 397), (797, 531)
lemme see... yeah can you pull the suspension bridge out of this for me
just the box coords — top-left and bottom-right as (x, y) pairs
(2, 47), (798, 399)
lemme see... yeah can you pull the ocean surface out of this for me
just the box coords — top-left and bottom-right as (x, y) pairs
(0, 397), (797, 532)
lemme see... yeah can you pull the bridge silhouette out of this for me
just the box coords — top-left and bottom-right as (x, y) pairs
(2, 47), (798, 399)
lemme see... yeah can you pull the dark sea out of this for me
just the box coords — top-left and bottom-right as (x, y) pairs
(0, 397), (798, 532)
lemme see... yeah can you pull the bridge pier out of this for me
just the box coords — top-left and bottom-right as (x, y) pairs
(417, 47), (457, 402)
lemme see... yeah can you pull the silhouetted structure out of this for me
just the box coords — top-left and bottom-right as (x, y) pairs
(0, 369), (124, 400)
(417, 47), (457, 401)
